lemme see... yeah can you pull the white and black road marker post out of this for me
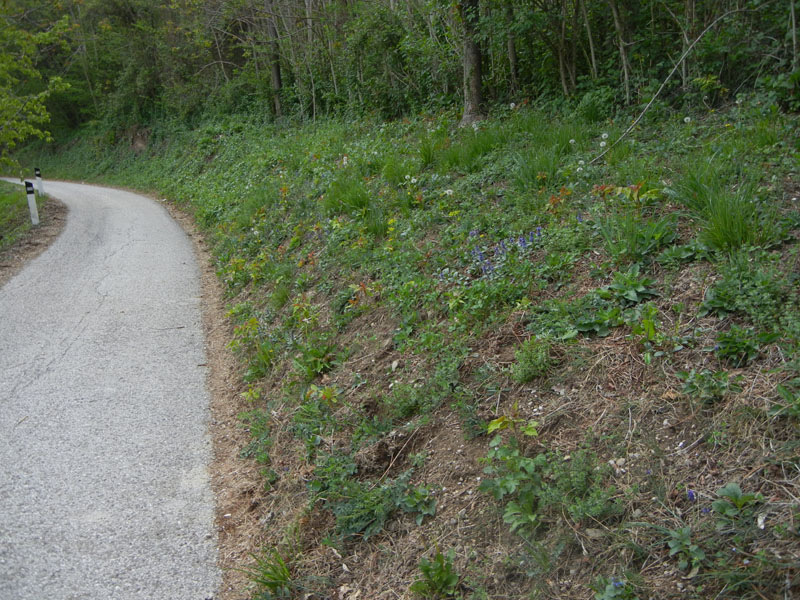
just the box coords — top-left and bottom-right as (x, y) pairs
(34, 167), (44, 197)
(25, 181), (40, 226)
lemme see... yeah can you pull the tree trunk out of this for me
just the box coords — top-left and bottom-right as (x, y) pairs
(505, 4), (519, 93)
(790, 0), (797, 70)
(305, 0), (314, 45)
(682, 0), (696, 90)
(459, 0), (484, 126)
(606, 0), (631, 104)
(580, 0), (598, 79)
(211, 29), (230, 83)
(266, 2), (282, 117)
(569, 0), (578, 90)
(69, 2), (99, 115)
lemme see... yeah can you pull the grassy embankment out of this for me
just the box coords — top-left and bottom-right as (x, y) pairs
(0, 180), (42, 251)
(21, 100), (800, 599)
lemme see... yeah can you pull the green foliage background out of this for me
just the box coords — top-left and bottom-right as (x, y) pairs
(2, 0), (799, 139)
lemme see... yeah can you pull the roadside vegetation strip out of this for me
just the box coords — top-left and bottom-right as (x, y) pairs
(25, 101), (800, 599)
(0, 180), (67, 289)
(0, 180), (38, 251)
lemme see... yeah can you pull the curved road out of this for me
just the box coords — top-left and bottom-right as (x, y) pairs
(0, 181), (219, 599)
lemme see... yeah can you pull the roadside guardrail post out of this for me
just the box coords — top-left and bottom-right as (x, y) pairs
(34, 168), (44, 197)
(25, 181), (40, 226)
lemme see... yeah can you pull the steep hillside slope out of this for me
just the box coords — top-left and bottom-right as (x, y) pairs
(22, 101), (800, 599)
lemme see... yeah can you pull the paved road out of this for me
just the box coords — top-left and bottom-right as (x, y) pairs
(0, 181), (219, 599)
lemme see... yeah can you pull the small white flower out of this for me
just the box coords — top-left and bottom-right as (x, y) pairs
(577, 167), (583, 173)
(404, 175), (410, 180)
(510, 102), (516, 109)
(601, 132), (609, 140)
(569, 138), (576, 144)
(472, 122), (479, 132)
(684, 116), (691, 124)
(410, 177), (417, 184)
(578, 160), (585, 166)
(342, 155), (349, 166)
(600, 141), (607, 148)
(444, 189), (454, 196)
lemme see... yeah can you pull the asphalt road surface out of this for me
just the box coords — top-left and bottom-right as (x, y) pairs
(0, 181), (219, 599)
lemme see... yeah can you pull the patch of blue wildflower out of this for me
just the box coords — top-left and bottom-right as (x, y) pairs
(592, 576), (639, 599)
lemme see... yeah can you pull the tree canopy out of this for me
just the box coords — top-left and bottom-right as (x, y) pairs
(0, 3), (68, 168)
(3, 0), (799, 136)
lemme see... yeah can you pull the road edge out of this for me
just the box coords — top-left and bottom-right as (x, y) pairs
(159, 201), (263, 600)
(0, 196), (68, 290)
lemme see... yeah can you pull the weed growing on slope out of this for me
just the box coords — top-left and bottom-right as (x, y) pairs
(596, 212), (677, 265)
(699, 250), (790, 329)
(410, 549), (460, 598)
(511, 336), (556, 383)
(480, 434), (622, 536)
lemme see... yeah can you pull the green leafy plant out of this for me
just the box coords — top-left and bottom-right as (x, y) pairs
(597, 212), (677, 264)
(600, 264), (659, 306)
(769, 383), (800, 419)
(576, 306), (623, 337)
(677, 369), (742, 405)
(667, 526), (706, 574)
(410, 550), (460, 598)
(239, 409), (273, 465)
(511, 336), (555, 383)
(245, 548), (293, 599)
(714, 326), (757, 367)
(591, 576), (639, 600)
(626, 303), (668, 363)
(292, 335), (338, 381)
(310, 454), (397, 540)
(656, 241), (709, 268)
(480, 439), (621, 535)
(397, 484), (437, 525)
(245, 339), (277, 382)
(699, 251), (788, 326)
(715, 326), (777, 367)
(330, 480), (396, 539)
(712, 482), (764, 532)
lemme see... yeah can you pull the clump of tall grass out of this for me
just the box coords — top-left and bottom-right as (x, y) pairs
(438, 122), (509, 172)
(700, 183), (781, 252)
(233, 187), (278, 230)
(418, 127), (448, 169)
(322, 172), (370, 215)
(669, 161), (782, 252)
(511, 110), (588, 152)
(382, 154), (417, 186)
(514, 146), (563, 191)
